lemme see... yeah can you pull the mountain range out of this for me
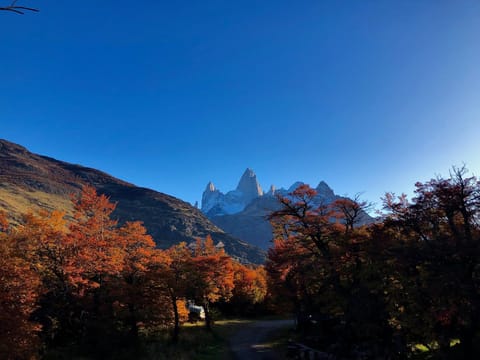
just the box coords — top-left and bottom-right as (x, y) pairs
(201, 168), (373, 249)
(0, 139), (264, 263)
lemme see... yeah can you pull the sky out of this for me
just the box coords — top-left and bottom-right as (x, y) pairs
(1, 0), (480, 208)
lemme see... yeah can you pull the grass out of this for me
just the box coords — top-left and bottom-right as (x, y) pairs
(43, 322), (234, 360)
(143, 324), (233, 360)
(42, 315), (297, 359)
(143, 320), (245, 360)
(410, 339), (463, 359)
(0, 185), (74, 222)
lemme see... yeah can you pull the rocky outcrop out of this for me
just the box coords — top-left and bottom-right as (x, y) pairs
(236, 168), (263, 203)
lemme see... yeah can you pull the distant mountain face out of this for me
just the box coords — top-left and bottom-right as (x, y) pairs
(0, 139), (265, 264)
(201, 169), (373, 250)
(202, 168), (264, 217)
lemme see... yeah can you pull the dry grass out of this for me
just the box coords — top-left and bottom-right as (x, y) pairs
(0, 185), (74, 223)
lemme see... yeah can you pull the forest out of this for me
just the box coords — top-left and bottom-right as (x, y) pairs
(1, 166), (480, 359)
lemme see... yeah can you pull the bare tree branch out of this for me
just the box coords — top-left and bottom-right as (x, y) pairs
(0, 1), (38, 14)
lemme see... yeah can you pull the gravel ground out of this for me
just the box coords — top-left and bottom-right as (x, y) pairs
(227, 319), (294, 360)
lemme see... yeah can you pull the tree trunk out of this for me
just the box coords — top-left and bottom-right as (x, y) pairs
(128, 303), (138, 340)
(203, 300), (212, 331)
(171, 293), (180, 343)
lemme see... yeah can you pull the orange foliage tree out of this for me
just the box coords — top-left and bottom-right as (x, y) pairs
(267, 185), (342, 316)
(9, 186), (176, 351)
(68, 186), (123, 293)
(0, 211), (42, 360)
(157, 242), (194, 342)
(0, 184), (258, 355)
(230, 263), (267, 314)
(266, 184), (389, 355)
(233, 263), (267, 305)
(190, 235), (234, 331)
(14, 209), (72, 344)
(113, 220), (167, 340)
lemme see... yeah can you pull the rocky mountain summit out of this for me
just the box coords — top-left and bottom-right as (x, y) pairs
(202, 168), (264, 217)
(201, 168), (338, 217)
(201, 169), (372, 249)
(0, 139), (264, 263)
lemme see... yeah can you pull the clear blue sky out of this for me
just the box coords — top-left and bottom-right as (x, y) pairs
(1, 0), (480, 208)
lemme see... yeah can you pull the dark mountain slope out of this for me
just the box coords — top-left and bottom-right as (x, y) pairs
(210, 195), (281, 249)
(0, 139), (264, 263)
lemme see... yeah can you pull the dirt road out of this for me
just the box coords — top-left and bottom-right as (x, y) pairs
(227, 319), (294, 360)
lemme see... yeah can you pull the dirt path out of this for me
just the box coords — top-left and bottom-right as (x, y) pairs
(227, 319), (294, 360)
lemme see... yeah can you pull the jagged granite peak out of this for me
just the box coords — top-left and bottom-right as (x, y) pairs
(267, 184), (276, 196)
(206, 181), (216, 192)
(201, 171), (374, 250)
(288, 181), (305, 192)
(236, 168), (263, 202)
(201, 168), (265, 217)
(201, 181), (223, 214)
(316, 181), (335, 198)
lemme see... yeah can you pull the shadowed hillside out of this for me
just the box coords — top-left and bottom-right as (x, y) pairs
(0, 139), (265, 263)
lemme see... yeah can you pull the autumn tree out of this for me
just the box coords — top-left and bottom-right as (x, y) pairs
(0, 211), (42, 359)
(232, 263), (267, 305)
(216, 262), (270, 318)
(382, 166), (480, 358)
(331, 194), (373, 234)
(190, 235), (235, 331)
(270, 184), (352, 258)
(14, 209), (73, 344)
(114, 221), (163, 341)
(0, 187), (245, 357)
(267, 185), (342, 316)
(9, 187), (124, 348)
(68, 185), (123, 292)
(16, 187), (127, 350)
(266, 229), (320, 320)
(158, 242), (193, 342)
(267, 185), (396, 357)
